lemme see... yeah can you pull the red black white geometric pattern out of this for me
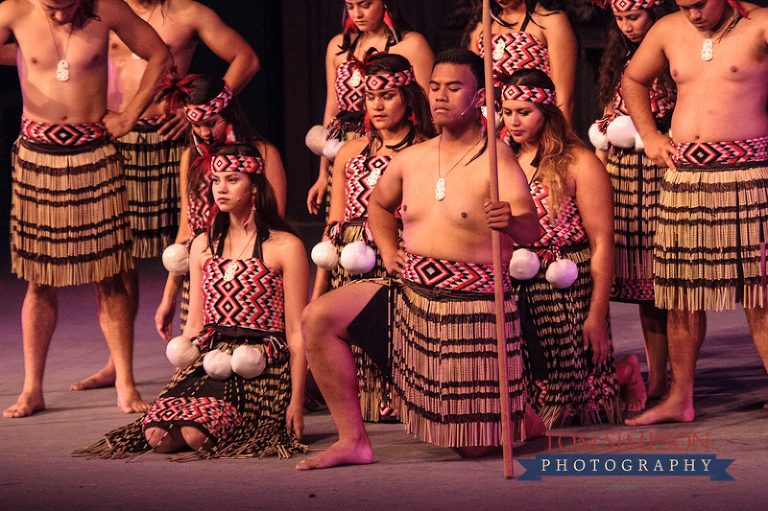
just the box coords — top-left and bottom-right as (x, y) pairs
(501, 84), (555, 105)
(186, 174), (214, 235)
(184, 85), (232, 123)
(674, 137), (768, 165)
(477, 32), (551, 86)
(202, 257), (285, 332)
(606, 0), (664, 12)
(613, 76), (674, 118)
(364, 68), (414, 90)
(344, 154), (391, 221)
(21, 117), (107, 146)
(210, 155), (264, 175)
(143, 396), (243, 440)
(401, 252), (510, 293)
(335, 58), (366, 113)
(526, 180), (588, 249)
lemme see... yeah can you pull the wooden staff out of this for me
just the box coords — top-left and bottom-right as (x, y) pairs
(482, 0), (515, 479)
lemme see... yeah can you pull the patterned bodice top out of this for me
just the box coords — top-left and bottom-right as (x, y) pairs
(335, 58), (366, 113)
(343, 153), (392, 222)
(614, 76), (674, 120)
(527, 179), (587, 249)
(202, 255), (285, 333)
(187, 174), (214, 235)
(477, 31), (551, 86)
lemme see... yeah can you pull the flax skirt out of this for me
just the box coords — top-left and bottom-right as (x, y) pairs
(117, 125), (183, 259)
(11, 137), (133, 287)
(390, 280), (526, 448)
(654, 162), (768, 311)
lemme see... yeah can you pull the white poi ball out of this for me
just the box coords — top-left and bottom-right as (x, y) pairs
(606, 116), (638, 149)
(634, 131), (644, 151)
(322, 138), (345, 160)
(162, 243), (189, 276)
(545, 258), (579, 289)
(166, 335), (199, 369)
(588, 121), (610, 152)
(340, 241), (376, 274)
(305, 125), (330, 156)
(231, 345), (267, 379)
(311, 240), (339, 271)
(509, 248), (541, 281)
(203, 350), (233, 380)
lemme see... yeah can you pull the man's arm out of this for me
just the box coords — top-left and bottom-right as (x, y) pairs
(0, 43), (15, 66)
(368, 151), (406, 276)
(191, 3), (259, 95)
(491, 140), (540, 245)
(104, 0), (171, 137)
(622, 19), (676, 170)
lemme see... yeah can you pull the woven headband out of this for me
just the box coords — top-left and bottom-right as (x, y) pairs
(501, 85), (556, 105)
(210, 155), (264, 175)
(364, 68), (415, 90)
(593, 0), (663, 11)
(185, 84), (233, 123)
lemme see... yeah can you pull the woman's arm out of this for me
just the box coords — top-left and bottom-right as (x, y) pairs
(541, 9), (577, 126)
(181, 234), (210, 340)
(394, 31), (434, 94)
(572, 148), (615, 366)
(259, 142), (288, 217)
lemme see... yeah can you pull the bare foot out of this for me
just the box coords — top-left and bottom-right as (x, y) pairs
(617, 355), (647, 412)
(70, 367), (116, 391)
(625, 397), (694, 426)
(523, 403), (547, 440)
(117, 387), (149, 414)
(646, 381), (668, 401)
(3, 392), (45, 418)
(295, 439), (374, 470)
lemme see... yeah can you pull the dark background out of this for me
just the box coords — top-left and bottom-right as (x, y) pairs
(2, 0), (765, 268)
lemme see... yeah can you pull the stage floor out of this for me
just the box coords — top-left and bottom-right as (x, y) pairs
(1, 255), (766, 510)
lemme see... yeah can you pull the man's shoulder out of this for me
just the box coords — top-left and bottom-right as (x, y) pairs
(163, 0), (220, 26)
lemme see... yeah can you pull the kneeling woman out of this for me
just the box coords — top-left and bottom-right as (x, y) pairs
(501, 69), (621, 428)
(80, 144), (308, 460)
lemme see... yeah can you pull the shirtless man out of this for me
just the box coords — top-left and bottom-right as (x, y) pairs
(0, 0), (172, 418)
(297, 49), (541, 469)
(71, 0), (260, 392)
(621, 0), (768, 425)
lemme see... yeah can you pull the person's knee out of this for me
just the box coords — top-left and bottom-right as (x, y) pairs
(180, 426), (210, 451)
(27, 282), (56, 301)
(302, 300), (334, 349)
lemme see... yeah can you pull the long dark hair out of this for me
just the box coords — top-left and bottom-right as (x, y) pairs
(597, 1), (677, 109)
(337, 0), (413, 54)
(503, 69), (582, 217)
(205, 144), (296, 254)
(364, 53), (436, 150)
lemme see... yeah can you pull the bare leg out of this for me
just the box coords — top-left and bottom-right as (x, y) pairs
(3, 283), (57, 418)
(743, 306), (768, 409)
(625, 308), (702, 425)
(295, 283), (379, 470)
(145, 426), (187, 453)
(639, 302), (669, 398)
(71, 269), (139, 390)
(93, 272), (148, 413)
(616, 354), (647, 412)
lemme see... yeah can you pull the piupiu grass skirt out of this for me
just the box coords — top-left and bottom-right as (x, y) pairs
(116, 119), (183, 258)
(514, 246), (621, 429)
(607, 149), (664, 303)
(654, 161), (768, 311)
(11, 137), (133, 286)
(76, 328), (306, 461)
(390, 280), (526, 448)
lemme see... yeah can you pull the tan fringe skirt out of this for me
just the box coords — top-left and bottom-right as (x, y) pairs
(514, 246), (621, 429)
(75, 336), (306, 461)
(654, 162), (768, 311)
(11, 137), (133, 287)
(390, 280), (526, 448)
(116, 121), (183, 258)
(607, 149), (664, 303)
(331, 221), (395, 422)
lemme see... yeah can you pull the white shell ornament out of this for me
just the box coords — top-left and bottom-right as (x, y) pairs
(311, 240), (339, 271)
(166, 335), (200, 369)
(509, 249), (541, 281)
(162, 243), (190, 276)
(340, 241), (376, 274)
(606, 116), (638, 149)
(545, 258), (578, 289)
(588, 121), (610, 152)
(203, 350), (233, 380)
(305, 125), (330, 156)
(322, 138), (345, 161)
(231, 345), (267, 379)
